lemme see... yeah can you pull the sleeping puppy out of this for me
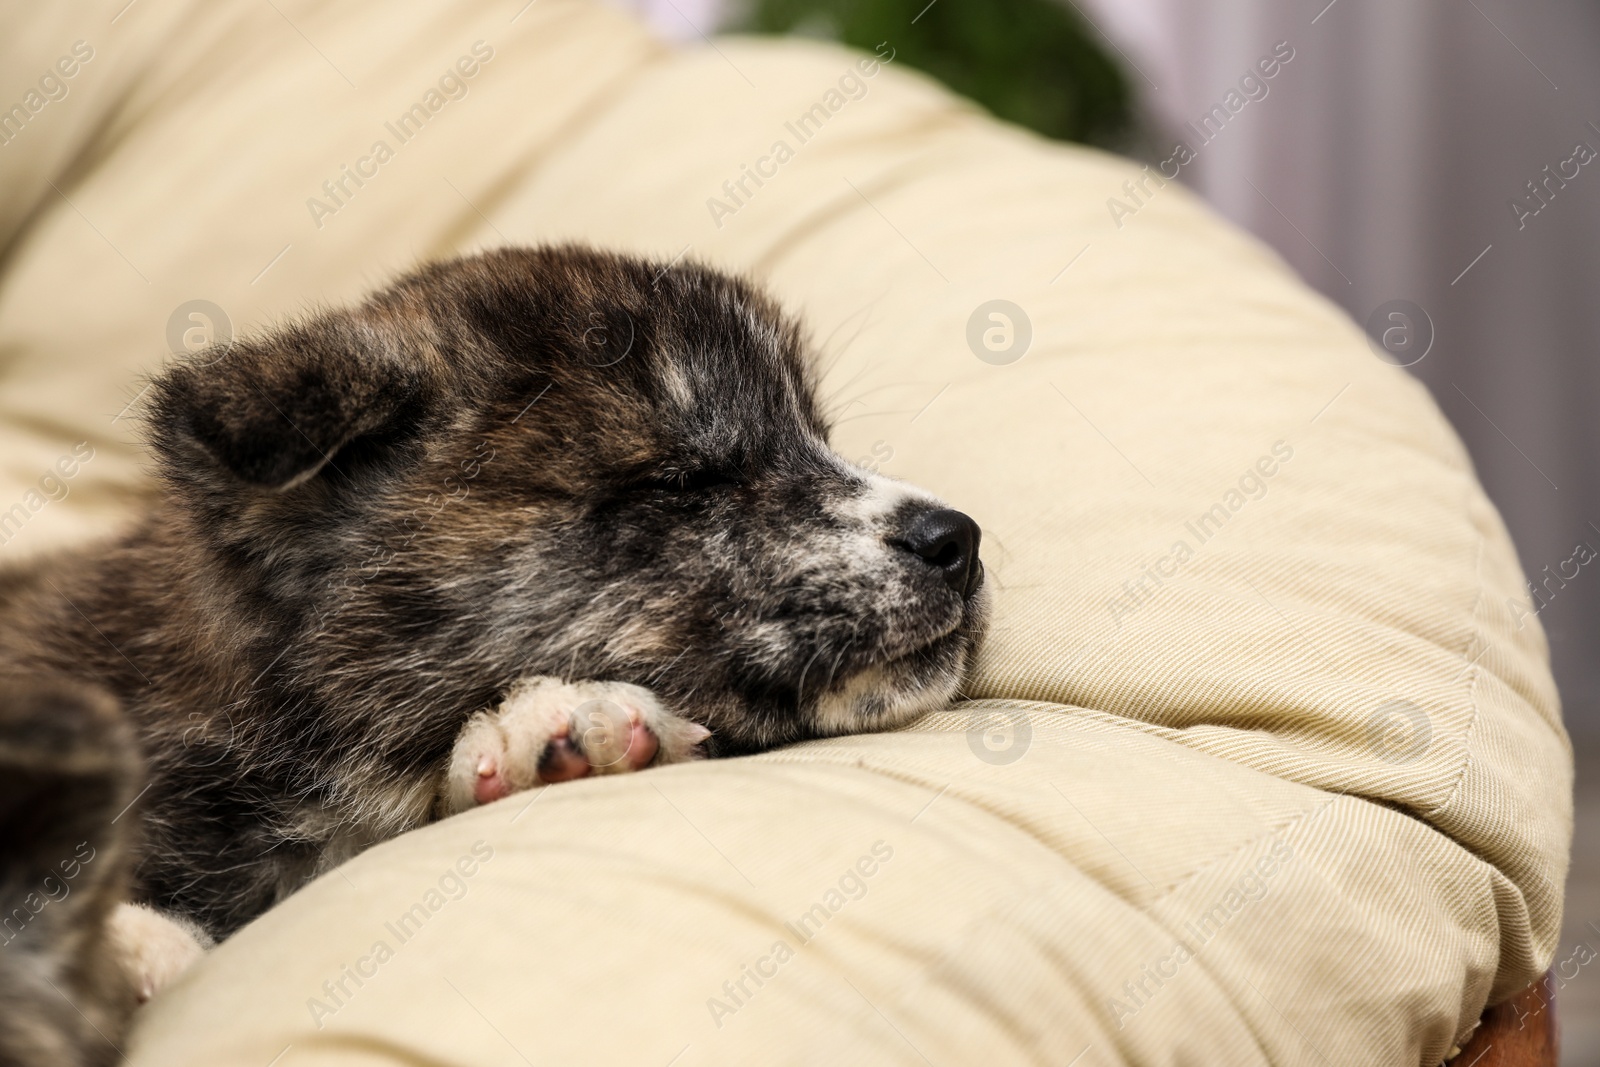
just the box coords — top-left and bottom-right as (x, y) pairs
(0, 246), (987, 1060)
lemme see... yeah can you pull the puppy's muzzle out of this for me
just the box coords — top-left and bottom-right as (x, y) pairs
(895, 507), (984, 599)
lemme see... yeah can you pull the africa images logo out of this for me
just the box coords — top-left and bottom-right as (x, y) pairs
(1365, 700), (1432, 765)
(1364, 300), (1434, 367)
(966, 300), (1033, 366)
(965, 708), (1033, 765)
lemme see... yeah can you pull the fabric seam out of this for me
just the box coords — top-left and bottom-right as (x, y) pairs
(1425, 485), (1490, 820)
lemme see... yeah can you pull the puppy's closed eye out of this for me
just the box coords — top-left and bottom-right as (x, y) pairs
(635, 468), (744, 494)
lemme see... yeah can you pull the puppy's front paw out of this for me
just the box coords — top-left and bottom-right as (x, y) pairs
(442, 678), (710, 815)
(105, 903), (211, 1005)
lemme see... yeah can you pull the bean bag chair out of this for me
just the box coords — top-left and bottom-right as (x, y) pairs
(0, 2), (1570, 1063)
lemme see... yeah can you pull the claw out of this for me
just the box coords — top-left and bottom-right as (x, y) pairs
(472, 757), (512, 805)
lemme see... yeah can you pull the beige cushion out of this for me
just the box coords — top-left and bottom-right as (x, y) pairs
(0, 2), (1570, 1064)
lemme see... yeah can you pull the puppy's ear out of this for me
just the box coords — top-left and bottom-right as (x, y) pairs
(149, 309), (440, 491)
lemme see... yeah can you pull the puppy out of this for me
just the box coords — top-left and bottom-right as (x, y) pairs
(0, 246), (987, 1056)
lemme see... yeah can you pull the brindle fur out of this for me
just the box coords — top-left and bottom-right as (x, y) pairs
(0, 683), (139, 1067)
(0, 248), (986, 1038)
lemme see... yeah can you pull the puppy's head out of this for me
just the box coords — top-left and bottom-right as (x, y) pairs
(150, 246), (988, 752)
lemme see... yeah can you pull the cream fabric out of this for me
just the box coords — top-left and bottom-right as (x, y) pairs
(0, 2), (1571, 1064)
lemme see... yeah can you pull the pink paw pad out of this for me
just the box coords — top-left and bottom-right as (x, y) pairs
(625, 719), (659, 769)
(537, 735), (594, 783)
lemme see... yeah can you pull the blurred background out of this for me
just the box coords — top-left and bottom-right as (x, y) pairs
(614, 0), (1600, 1059)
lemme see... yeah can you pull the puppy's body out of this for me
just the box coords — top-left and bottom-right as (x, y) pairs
(0, 247), (986, 1057)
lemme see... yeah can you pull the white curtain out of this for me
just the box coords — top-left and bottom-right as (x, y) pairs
(1076, 0), (1600, 746)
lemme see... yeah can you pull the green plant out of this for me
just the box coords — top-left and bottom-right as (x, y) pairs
(735, 0), (1132, 146)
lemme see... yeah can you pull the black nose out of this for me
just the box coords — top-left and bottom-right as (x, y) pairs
(897, 508), (983, 598)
